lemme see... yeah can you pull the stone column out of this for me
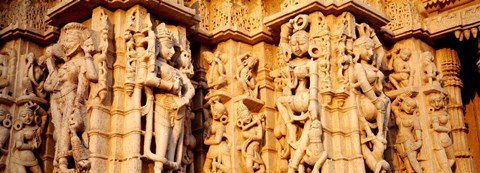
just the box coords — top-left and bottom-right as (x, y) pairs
(437, 48), (475, 173)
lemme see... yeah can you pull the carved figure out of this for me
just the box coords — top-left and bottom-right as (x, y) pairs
(392, 93), (423, 173)
(22, 53), (47, 98)
(0, 105), (11, 169)
(203, 51), (228, 90)
(236, 53), (259, 98)
(351, 24), (390, 142)
(43, 22), (98, 172)
(236, 102), (265, 173)
(10, 103), (43, 173)
(388, 47), (413, 89)
(143, 23), (195, 173)
(428, 92), (454, 173)
(336, 35), (352, 84)
(360, 106), (390, 173)
(68, 108), (91, 173)
(421, 52), (441, 86)
(288, 120), (327, 173)
(204, 96), (231, 173)
(0, 48), (16, 96)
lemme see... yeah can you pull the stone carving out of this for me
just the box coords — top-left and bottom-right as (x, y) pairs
(273, 14), (323, 173)
(143, 22), (195, 173)
(351, 23), (391, 173)
(91, 10), (110, 103)
(11, 102), (45, 173)
(0, 48), (16, 98)
(236, 53), (259, 98)
(43, 22), (98, 172)
(421, 51), (441, 86)
(22, 53), (47, 98)
(352, 24), (390, 142)
(203, 95), (231, 173)
(387, 46), (414, 90)
(428, 92), (454, 173)
(392, 93), (423, 173)
(0, 105), (11, 169)
(236, 102), (265, 173)
(203, 51), (228, 90)
(182, 108), (196, 173)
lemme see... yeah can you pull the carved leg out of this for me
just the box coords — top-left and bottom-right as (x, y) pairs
(407, 151), (423, 173)
(29, 165), (43, 173)
(434, 150), (452, 173)
(154, 107), (170, 173)
(166, 115), (185, 173)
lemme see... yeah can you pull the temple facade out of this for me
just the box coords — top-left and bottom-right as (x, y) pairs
(0, 0), (479, 172)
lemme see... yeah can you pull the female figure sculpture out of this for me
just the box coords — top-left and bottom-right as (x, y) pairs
(388, 47), (413, 89)
(10, 103), (43, 173)
(351, 27), (390, 141)
(203, 96), (231, 173)
(392, 93), (423, 173)
(43, 22), (98, 172)
(428, 92), (454, 173)
(143, 23), (195, 173)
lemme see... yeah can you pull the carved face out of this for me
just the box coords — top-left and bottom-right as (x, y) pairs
(399, 48), (411, 61)
(289, 30), (309, 57)
(82, 38), (94, 54)
(159, 38), (175, 61)
(430, 94), (445, 110)
(62, 32), (83, 58)
(423, 52), (434, 62)
(402, 98), (417, 114)
(359, 43), (374, 61)
(19, 112), (34, 125)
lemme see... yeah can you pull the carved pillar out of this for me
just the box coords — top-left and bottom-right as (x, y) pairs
(436, 48), (475, 173)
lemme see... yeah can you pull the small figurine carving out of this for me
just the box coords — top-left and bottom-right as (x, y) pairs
(143, 23), (195, 173)
(10, 102), (43, 173)
(392, 93), (423, 173)
(22, 53), (47, 98)
(43, 22), (98, 172)
(288, 120), (328, 173)
(236, 102), (265, 173)
(428, 92), (454, 173)
(236, 53), (259, 98)
(203, 51), (228, 90)
(387, 47), (413, 90)
(0, 105), (11, 169)
(421, 52), (441, 86)
(204, 96), (231, 173)
(0, 48), (17, 97)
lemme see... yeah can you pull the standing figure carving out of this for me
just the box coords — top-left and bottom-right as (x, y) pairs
(0, 105), (11, 170)
(236, 53), (259, 98)
(43, 22), (98, 172)
(143, 23), (195, 173)
(387, 47), (413, 90)
(203, 96), (231, 173)
(11, 102), (45, 173)
(22, 53), (47, 98)
(274, 14), (322, 173)
(236, 102), (265, 173)
(428, 92), (454, 173)
(392, 93), (423, 173)
(0, 48), (17, 97)
(351, 24), (390, 142)
(203, 51), (228, 90)
(421, 52), (441, 86)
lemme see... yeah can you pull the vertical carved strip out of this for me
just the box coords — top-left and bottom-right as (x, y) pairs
(437, 48), (475, 173)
